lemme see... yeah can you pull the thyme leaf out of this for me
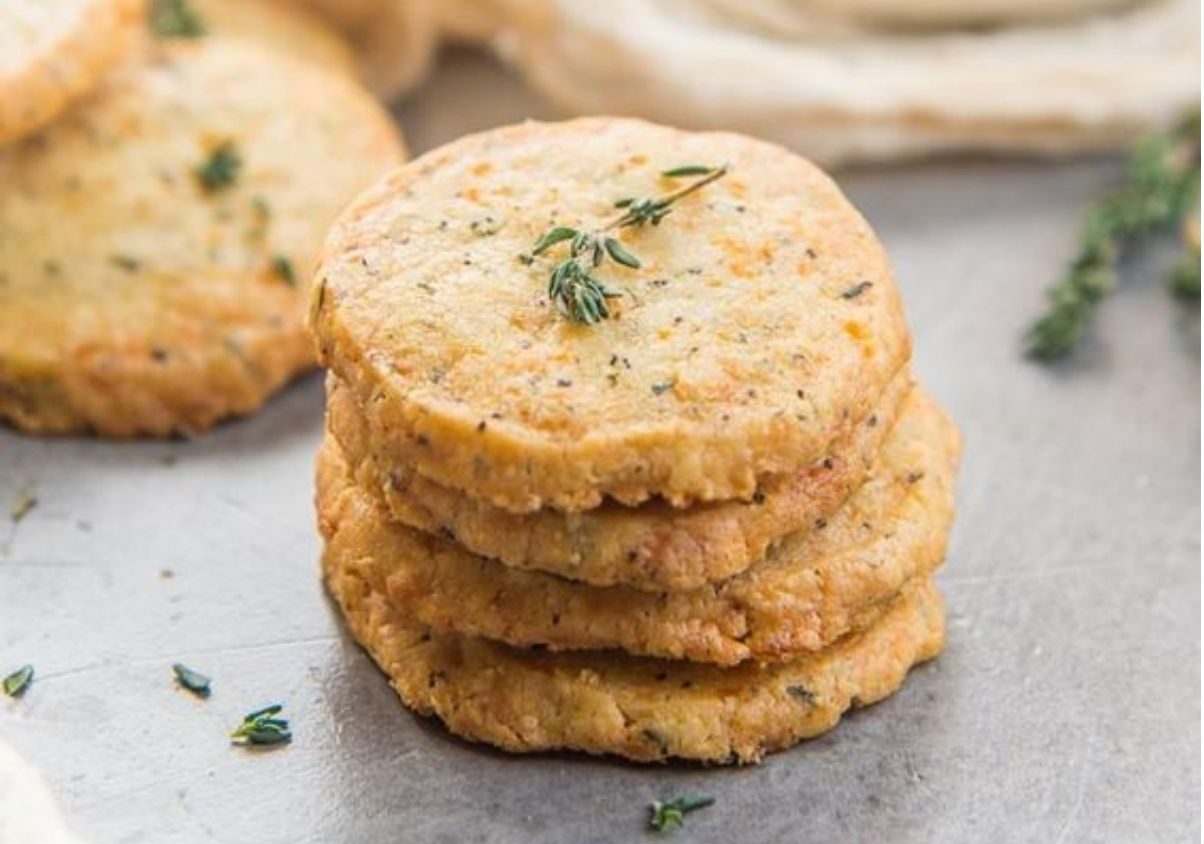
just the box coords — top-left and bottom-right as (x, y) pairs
(172, 663), (211, 697)
(195, 142), (242, 194)
(149, 0), (206, 38)
(3, 664), (33, 697)
(841, 280), (873, 300)
(1170, 216), (1200, 301)
(648, 794), (715, 832)
(272, 255), (297, 287)
(10, 490), (37, 523)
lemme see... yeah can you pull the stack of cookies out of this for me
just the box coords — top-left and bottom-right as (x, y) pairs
(312, 118), (961, 764)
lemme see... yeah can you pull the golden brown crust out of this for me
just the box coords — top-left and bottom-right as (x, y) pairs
(312, 117), (912, 512)
(326, 368), (913, 591)
(0, 39), (405, 437)
(319, 518), (945, 763)
(318, 386), (958, 664)
(0, 0), (142, 145)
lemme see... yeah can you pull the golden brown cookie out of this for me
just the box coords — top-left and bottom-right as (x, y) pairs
(0, 0), (142, 145)
(326, 367), (913, 592)
(188, 0), (358, 76)
(318, 385), (958, 664)
(320, 520), (945, 763)
(0, 38), (405, 436)
(312, 117), (912, 512)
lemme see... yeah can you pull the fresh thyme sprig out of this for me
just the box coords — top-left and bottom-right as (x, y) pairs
(648, 794), (715, 832)
(527, 164), (729, 324)
(1026, 110), (1200, 361)
(231, 703), (291, 746)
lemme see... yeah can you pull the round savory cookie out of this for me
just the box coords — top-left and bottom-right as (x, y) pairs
(0, 38), (405, 437)
(0, 0), (141, 145)
(319, 386), (958, 664)
(321, 522), (945, 763)
(288, 0), (436, 99)
(326, 367), (913, 592)
(313, 118), (912, 512)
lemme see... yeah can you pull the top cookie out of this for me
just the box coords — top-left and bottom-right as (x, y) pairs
(314, 118), (911, 512)
(0, 0), (141, 144)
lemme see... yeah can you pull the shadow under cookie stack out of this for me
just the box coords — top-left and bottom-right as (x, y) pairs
(312, 117), (962, 764)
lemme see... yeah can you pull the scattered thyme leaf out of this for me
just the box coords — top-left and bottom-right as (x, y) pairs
(272, 255), (296, 287)
(247, 195), (271, 241)
(651, 378), (677, 396)
(149, 0), (206, 38)
(3, 664), (33, 698)
(10, 490), (37, 523)
(648, 794), (714, 832)
(1026, 109), (1200, 361)
(172, 663), (211, 697)
(231, 703), (291, 746)
(528, 165), (729, 324)
(661, 165), (715, 178)
(109, 254), (141, 273)
(841, 280), (873, 299)
(195, 142), (242, 194)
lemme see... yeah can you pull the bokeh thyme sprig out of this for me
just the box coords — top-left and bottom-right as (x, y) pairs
(525, 164), (729, 324)
(1170, 215), (1201, 301)
(1026, 109), (1201, 361)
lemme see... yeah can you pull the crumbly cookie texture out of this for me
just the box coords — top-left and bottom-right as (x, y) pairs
(0, 38), (405, 437)
(326, 368), (913, 592)
(319, 385), (958, 664)
(313, 117), (911, 512)
(320, 516), (945, 764)
(0, 0), (142, 144)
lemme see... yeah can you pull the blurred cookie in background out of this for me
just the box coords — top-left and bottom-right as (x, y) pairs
(188, 0), (358, 77)
(289, 0), (438, 100)
(0, 36), (405, 437)
(490, 0), (1200, 164)
(0, 0), (142, 144)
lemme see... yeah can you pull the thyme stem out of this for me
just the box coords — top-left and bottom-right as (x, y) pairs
(528, 164), (730, 324)
(1026, 110), (1200, 361)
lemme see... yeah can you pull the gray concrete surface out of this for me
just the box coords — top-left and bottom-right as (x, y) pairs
(1, 51), (1199, 844)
